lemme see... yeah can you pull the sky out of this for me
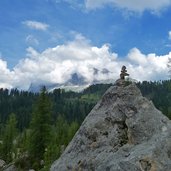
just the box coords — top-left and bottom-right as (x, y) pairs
(0, 0), (171, 90)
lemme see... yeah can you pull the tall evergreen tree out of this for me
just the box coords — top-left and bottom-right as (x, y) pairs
(1, 113), (17, 163)
(28, 86), (52, 169)
(43, 116), (79, 170)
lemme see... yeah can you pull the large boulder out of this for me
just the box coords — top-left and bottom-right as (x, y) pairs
(51, 80), (171, 171)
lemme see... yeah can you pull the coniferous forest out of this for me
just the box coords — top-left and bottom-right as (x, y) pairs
(0, 80), (171, 170)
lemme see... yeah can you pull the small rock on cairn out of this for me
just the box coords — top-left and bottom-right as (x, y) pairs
(115, 66), (129, 86)
(120, 65), (129, 80)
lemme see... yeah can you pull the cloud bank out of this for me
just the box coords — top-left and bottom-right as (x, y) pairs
(0, 34), (170, 90)
(85, 0), (171, 13)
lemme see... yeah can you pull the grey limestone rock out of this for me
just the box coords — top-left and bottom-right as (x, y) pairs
(0, 159), (5, 169)
(2, 164), (17, 171)
(51, 80), (171, 171)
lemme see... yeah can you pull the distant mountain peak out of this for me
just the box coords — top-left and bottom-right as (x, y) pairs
(28, 71), (114, 93)
(101, 68), (110, 74)
(69, 73), (87, 85)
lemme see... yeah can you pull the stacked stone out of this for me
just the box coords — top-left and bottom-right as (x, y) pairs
(120, 66), (129, 79)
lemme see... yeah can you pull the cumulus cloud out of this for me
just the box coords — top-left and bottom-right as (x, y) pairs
(0, 59), (15, 89)
(23, 20), (49, 31)
(85, 0), (171, 13)
(12, 35), (118, 89)
(127, 48), (169, 80)
(0, 35), (170, 90)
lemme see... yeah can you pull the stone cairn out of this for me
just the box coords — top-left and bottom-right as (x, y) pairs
(120, 65), (129, 79)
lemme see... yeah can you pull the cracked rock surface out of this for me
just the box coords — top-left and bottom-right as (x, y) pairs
(51, 80), (171, 171)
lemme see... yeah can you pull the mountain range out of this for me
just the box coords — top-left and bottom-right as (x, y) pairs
(28, 70), (115, 92)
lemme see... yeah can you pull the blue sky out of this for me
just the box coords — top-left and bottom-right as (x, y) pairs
(0, 0), (171, 89)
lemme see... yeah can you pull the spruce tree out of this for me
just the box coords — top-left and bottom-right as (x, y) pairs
(1, 113), (17, 163)
(29, 86), (52, 169)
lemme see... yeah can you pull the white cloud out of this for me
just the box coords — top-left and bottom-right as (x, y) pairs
(26, 35), (39, 45)
(0, 59), (15, 89)
(128, 48), (147, 65)
(55, 0), (84, 9)
(168, 31), (171, 40)
(127, 48), (169, 81)
(23, 20), (49, 31)
(85, 0), (171, 13)
(0, 34), (170, 90)
(12, 35), (118, 89)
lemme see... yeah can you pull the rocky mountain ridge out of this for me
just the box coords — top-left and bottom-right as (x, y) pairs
(28, 72), (115, 93)
(51, 79), (171, 171)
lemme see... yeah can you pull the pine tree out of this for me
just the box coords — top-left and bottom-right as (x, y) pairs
(28, 86), (52, 169)
(67, 121), (79, 142)
(43, 116), (79, 170)
(1, 113), (17, 163)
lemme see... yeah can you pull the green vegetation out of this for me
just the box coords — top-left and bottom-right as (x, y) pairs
(137, 80), (171, 118)
(1, 113), (17, 163)
(0, 80), (171, 170)
(28, 87), (52, 169)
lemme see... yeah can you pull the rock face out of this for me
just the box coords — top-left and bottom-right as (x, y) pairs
(51, 80), (171, 171)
